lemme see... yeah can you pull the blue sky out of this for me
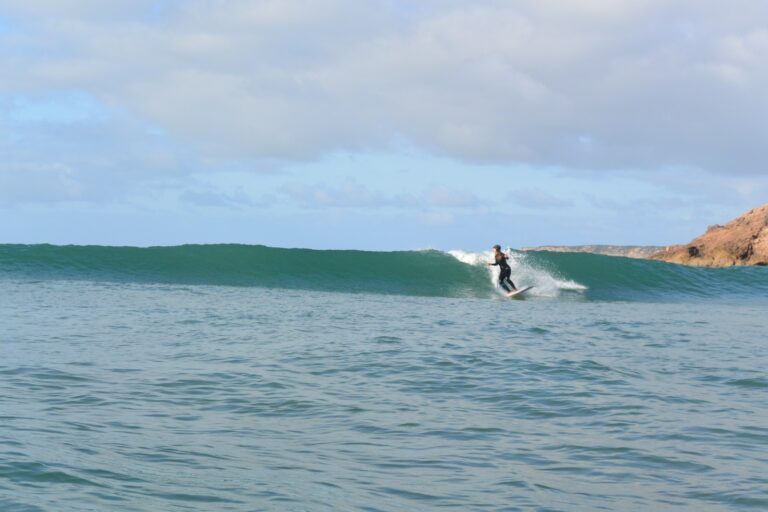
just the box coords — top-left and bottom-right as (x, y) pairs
(1, 0), (766, 250)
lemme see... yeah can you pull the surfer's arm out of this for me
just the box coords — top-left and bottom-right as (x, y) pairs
(488, 255), (508, 266)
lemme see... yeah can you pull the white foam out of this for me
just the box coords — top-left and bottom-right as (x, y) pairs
(448, 249), (587, 298)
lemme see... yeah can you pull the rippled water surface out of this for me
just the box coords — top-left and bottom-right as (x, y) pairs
(2, 280), (767, 511)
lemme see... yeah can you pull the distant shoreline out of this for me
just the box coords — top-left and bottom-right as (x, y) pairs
(521, 245), (665, 259)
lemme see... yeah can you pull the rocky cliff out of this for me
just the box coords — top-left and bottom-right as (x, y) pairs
(651, 204), (768, 267)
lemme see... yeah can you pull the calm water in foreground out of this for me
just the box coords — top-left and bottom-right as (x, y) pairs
(2, 280), (767, 511)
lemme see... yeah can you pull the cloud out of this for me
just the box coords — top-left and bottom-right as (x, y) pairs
(423, 185), (479, 208)
(0, 0), (765, 177)
(8, 92), (107, 124)
(179, 188), (260, 209)
(280, 180), (480, 210)
(0, 92), (190, 205)
(281, 181), (406, 209)
(0, 162), (84, 203)
(420, 211), (455, 227)
(506, 188), (573, 209)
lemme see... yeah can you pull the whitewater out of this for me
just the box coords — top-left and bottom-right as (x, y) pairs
(2, 244), (767, 511)
(448, 249), (587, 298)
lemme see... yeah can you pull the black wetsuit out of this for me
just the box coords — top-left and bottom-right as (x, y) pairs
(492, 253), (517, 292)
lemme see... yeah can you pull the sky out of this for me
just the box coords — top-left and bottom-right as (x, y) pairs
(1, 0), (767, 250)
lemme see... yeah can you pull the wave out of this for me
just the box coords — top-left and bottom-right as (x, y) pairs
(523, 250), (768, 301)
(449, 250), (586, 298)
(0, 244), (489, 298)
(1, 244), (767, 301)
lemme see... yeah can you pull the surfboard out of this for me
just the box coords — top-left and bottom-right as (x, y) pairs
(507, 286), (533, 298)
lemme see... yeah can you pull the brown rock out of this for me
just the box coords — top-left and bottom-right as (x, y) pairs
(652, 204), (768, 267)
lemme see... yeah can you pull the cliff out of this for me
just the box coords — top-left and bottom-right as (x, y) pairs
(651, 204), (768, 267)
(522, 245), (664, 259)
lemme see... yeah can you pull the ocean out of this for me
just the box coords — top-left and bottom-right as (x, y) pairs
(1, 244), (767, 511)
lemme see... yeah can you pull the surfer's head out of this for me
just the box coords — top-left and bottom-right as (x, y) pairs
(492, 244), (501, 253)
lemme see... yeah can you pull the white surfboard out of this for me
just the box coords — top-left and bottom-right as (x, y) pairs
(507, 286), (533, 298)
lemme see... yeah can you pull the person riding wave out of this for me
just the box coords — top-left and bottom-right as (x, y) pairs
(488, 244), (517, 294)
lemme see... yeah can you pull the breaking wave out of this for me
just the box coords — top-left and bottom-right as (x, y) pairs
(1, 244), (766, 301)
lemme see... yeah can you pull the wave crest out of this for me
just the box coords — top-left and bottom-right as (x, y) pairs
(448, 249), (586, 298)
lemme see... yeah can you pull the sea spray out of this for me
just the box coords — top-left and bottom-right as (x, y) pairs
(448, 249), (587, 298)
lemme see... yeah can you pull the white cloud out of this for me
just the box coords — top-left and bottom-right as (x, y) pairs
(0, 162), (83, 202)
(279, 180), (480, 210)
(420, 211), (455, 227)
(423, 185), (479, 208)
(1, 0), (766, 184)
(507, 189), (573, 209)
(281, 180), (403, 209)
(179, 188), (258, 209)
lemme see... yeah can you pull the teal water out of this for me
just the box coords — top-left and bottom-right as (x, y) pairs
(1, 245), (767, 511)
(3, 243), (768, 301)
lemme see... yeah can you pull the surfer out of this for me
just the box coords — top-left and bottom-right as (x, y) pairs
(488, 245), (517, 293)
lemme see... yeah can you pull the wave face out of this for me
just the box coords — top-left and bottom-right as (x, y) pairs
(0, 244), (490, 298)
(2, 244), (767, 301)
(523, 250), (768, 301)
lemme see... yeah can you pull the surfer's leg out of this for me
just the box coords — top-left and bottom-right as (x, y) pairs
(500, 268), (515, 291)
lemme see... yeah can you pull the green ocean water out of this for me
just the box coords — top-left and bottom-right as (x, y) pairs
(2, 243), (767, 300)
(1, 244), (767, 511)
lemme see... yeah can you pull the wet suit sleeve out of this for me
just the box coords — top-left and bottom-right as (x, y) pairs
(490, 254), (507, 266)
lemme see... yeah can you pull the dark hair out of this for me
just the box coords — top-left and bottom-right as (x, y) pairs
(493, 244), (501, 250)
